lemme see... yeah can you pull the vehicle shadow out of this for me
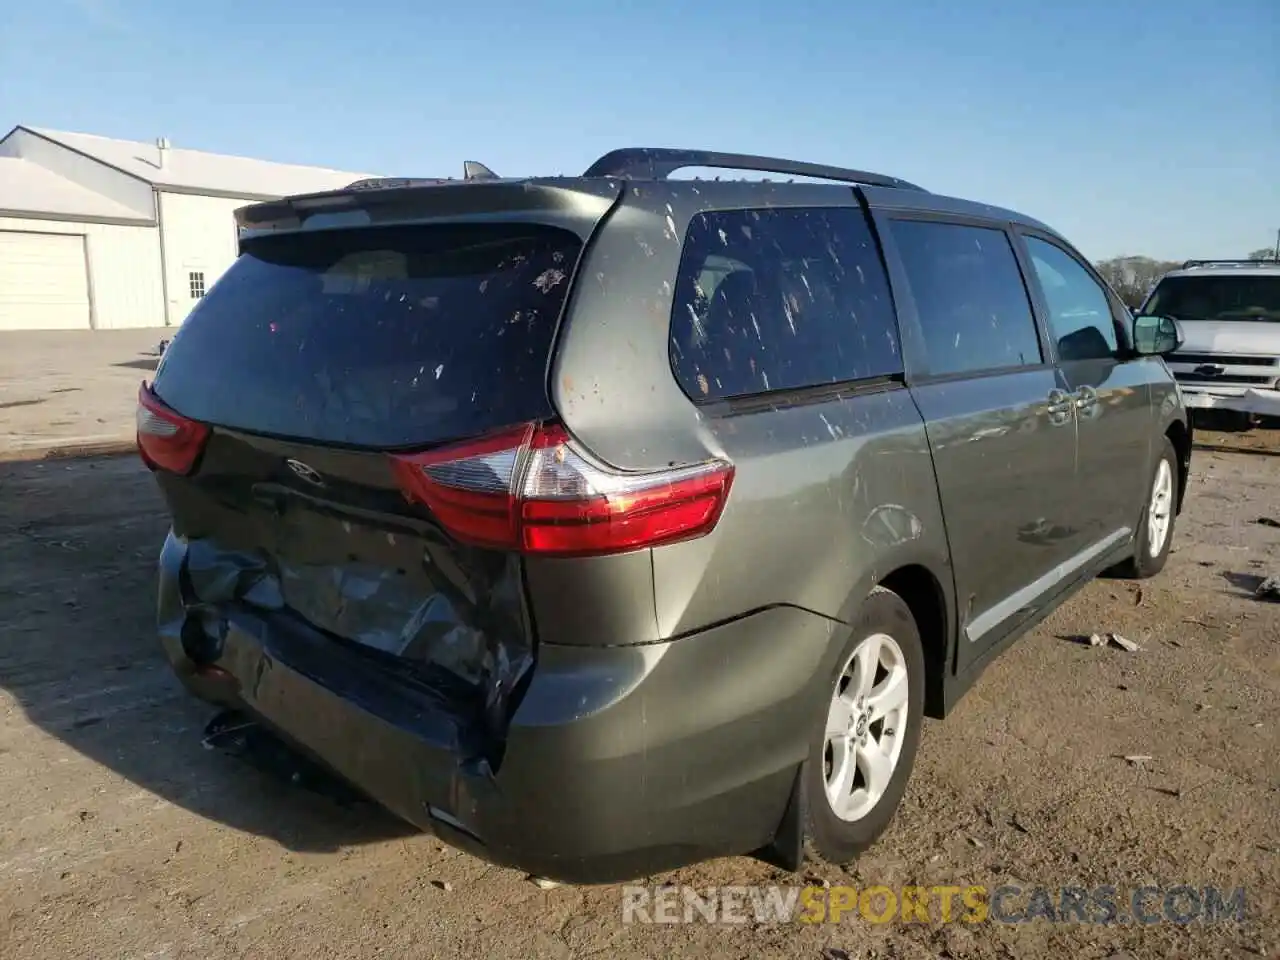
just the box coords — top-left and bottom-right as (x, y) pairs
(1193, 442), (1280, 458)
(0, 452), (414, 853)
(1220, 570), (1267, 597)
(113, 357), (161, 372)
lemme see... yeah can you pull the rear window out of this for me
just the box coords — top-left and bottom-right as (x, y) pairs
(153, 223), (582, 448)
(669, 207), (901, 402)
(1145, 274), (1280, 323)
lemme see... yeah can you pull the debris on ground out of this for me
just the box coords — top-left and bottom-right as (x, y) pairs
(1109, 633), (1141, 652)
(431, 880), (453, 892)
(1254, 577), (1280, 603)
(1255, 517), (1280, 528)
(528, 876), (561, 890)
(1124, 755), (1154, 766)
(1088, 632), (1141, 651)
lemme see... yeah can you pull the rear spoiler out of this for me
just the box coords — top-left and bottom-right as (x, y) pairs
(235, 177), (623, 239)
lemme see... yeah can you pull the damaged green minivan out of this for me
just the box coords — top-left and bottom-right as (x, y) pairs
(140, 148), (1191, 883)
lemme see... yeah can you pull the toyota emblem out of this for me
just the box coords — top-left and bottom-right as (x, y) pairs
(285, 459), (325, 486)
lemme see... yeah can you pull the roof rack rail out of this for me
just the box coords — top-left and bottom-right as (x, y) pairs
(1181, 258), (1279, 269)
(582, 147), (926, 191)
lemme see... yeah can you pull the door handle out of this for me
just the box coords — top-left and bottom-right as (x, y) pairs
(1046, 389), (1073, 424)
(1074, 386), (1099, 411)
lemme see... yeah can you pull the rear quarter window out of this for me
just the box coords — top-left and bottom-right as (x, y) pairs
(152, 223), (583, 448)
(669, 207), (901, 402)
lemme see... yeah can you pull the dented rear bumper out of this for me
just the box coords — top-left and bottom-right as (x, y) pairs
(156, 530), (839, 884)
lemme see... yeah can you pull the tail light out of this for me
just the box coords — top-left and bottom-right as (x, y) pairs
(136, 383), (210, 475)
(390, 423), (734, 557)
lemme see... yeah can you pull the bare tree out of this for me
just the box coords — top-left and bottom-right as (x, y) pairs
(1247, 246), (1279, 261)
(1094, 256), (1183, 309)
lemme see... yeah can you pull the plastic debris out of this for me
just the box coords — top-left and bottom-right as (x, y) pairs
(1124, 755), (1153, 765)
(1254, 577), (1280, 603)
(529, 876), (561, 890)
(1088, 632), (1141, 651)
(1109, 633), (1141, 652)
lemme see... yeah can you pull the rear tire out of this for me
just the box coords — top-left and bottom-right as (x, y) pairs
(802, 586), (924, 866)
(1111, 436), (1179, 579)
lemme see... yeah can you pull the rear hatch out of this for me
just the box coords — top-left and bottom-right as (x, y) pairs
(142, 192), (615, 762)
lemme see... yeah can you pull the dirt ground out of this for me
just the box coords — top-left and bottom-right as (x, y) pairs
(0, 329), (165, 459)
(1, 431), (1277, 960)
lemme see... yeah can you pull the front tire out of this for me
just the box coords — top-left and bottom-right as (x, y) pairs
(803, 586), (925, 866)
(1112, 435), (1179, 579)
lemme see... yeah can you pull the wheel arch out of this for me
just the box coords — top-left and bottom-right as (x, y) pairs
(874, 563), (954, 720)
(1165, 418), (1191, 515)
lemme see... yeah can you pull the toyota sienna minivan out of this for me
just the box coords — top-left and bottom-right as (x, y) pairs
(139, 147), (1192, 883)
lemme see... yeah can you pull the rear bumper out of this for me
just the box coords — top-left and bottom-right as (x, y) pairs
(157, 532), (838, 883)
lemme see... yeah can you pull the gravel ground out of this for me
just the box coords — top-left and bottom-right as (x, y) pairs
(0, 431), (1276, 960)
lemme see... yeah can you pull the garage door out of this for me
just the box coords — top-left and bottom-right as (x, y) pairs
(0, 231), (91, 330)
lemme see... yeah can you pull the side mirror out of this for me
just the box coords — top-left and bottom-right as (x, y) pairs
(1132, 314), (1182, 356)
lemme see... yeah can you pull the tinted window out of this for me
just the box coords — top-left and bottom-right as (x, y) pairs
(1024, 236), (1119, 361)
(669, 207), (900, 401)
(1146, 274), (1280, 323)
(152, 223), (581, 448)
(891, 220), (1042, 376)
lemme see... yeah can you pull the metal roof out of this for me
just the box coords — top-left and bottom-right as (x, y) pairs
(20, 126), (378, 200)
(0, 157), (152, 223)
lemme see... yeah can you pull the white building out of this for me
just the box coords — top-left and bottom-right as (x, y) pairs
(0, 126), (375, 331)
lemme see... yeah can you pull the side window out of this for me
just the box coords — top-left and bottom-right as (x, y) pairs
(669, 207), (901, 401)
(890, 220), (1042, 376)
(1024, 236), (1119, 362)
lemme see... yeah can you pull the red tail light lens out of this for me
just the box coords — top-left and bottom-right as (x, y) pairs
(136, 383), (210, 475)
(390, 423), (734, 556)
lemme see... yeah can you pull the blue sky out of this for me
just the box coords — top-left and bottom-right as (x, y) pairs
(3, 0), (1276, 261)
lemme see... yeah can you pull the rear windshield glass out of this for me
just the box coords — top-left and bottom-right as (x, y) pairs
(152, 223), (582, 448)
(1145, 274), (1280, 323)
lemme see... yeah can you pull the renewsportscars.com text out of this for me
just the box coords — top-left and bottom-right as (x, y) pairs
(621, 883), (1247, 926)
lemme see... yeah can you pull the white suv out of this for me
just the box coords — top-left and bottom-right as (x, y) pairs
(1140, 259), (1280, 422)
